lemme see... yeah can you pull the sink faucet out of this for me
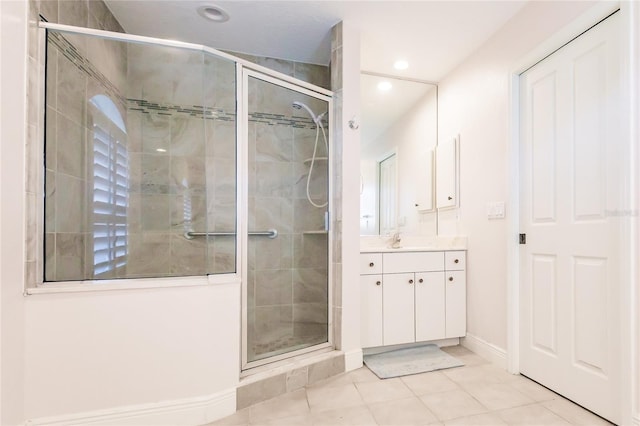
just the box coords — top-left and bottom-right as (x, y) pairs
(390, 232), (402, 249)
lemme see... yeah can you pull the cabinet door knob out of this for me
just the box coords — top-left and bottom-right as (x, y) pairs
(448, 196), (453, 200)
(454, 259), (459, 264)
(418, 278), (424, 283)
(369, 262), (374, 267)
(409, 279), (414, 284)
(448, 276), (454, 282)
(376, 281), (381, 286)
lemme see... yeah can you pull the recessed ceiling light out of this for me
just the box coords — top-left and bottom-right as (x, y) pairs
(197, 5), (230, 23)
(377, 81), (392, 91)
(394, 60), (409, 70)
(156, 148), (167, 153)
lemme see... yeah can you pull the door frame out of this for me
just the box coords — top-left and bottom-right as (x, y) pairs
(240, 68), (334, 371)
(506, 2), (638, 424)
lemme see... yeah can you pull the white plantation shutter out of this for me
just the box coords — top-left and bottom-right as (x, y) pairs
(90, 96), (128, 277)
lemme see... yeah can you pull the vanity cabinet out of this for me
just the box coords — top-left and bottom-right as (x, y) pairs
(360, 250), (466, 348)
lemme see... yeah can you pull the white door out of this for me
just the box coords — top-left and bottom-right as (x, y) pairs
(519, 12), (621, 423)
(383, 272), (415, 346)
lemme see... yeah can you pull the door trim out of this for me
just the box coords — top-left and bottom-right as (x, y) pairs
(506, 2), (637, 424)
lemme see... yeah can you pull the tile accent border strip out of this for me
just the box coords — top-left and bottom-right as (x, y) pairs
(50, 29), (325, 130)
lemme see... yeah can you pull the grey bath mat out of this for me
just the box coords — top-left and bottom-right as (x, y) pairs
(363, 344), (464, 379)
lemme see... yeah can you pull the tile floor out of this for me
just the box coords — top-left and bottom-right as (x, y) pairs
(208, 346), (613, 426)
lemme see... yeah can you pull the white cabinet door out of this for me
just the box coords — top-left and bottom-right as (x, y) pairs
(445, 270), (466, 338)
(436, 136), (459, 209)
(360, 274), (383, 348)
(383, 273), (415, 346)
(415, 271), (445, 342)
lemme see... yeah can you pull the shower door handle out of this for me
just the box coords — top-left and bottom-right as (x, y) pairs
(184, 229), (278, 239)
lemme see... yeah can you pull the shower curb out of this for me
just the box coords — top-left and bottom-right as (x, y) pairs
(236, 351), (345, 409)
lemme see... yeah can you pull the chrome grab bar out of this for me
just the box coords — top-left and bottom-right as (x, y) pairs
(184, 229), (278, 240)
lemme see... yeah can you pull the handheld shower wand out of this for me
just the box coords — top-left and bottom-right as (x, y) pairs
(293, 101), (325, 125)
(292, 101), (328, 208)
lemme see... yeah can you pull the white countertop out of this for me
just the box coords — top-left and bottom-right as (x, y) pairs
(360, 235), (467, 253)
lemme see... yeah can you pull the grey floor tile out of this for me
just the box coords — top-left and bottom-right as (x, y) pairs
(508, 377), (559, 402)
(401, 371), (460, 396)
(208, 407), (250, 425)
(249, 389), (310, 423)
(208, 346), (617, 426)
(307, 382), (365, 413)
(251, 413), (314, 426)
(444, 412), (508, 425)
(463, 382), (534, 411)
(420, 389), (488, 421)
(347, 366), (380, 383)
(368, 396), (438, 425)
(497, 404), (572, 426)
(542, 398), (614, 425)
(311, 405), (377, 426)
(355, 377), (414, 404)
(443, 364), (516, 387)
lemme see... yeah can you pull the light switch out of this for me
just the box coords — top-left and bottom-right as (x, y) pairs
(487, 202), (506, 219)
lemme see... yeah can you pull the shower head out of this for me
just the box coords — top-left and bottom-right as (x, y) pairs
(293, 101), (325, 125)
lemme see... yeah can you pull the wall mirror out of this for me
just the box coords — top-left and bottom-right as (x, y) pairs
(360, 73), (438, 236)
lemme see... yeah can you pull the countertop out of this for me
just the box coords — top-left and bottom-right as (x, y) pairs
(360, 236), (467, 253)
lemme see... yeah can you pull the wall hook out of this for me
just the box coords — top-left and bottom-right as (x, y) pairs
(348, 116), (359, 130)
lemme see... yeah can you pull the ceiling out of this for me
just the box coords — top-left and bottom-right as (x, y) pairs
(104, 1), (528, 82)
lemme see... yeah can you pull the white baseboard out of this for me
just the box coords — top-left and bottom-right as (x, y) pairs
(344, 349), (363, 371)
(461, 333), (508, 370)
(25, 388), (236, 426)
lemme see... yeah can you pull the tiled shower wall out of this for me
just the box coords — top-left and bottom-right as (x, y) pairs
(27, 0), (126, 282)
(330, 22), (345, 351)
(28, 0), (331, 285)
(123, 44), (238, 278)
(246, 77), (330, 361)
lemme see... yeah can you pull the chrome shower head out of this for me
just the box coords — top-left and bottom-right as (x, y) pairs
(292, 101), (325, 125)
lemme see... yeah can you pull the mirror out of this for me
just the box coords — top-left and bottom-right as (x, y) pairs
(360, 74), (438, 236)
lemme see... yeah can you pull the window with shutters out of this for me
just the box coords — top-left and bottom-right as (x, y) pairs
(89, 95), (128, 278)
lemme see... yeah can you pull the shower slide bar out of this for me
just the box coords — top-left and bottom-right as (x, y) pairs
(184, 229), (278, 240)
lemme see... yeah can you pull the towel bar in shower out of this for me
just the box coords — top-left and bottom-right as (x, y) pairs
(184, 229), (278, 240)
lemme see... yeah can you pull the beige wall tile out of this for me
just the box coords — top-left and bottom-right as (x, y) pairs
(237, 373), (286, 410)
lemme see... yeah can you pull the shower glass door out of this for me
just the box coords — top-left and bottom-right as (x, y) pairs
(243, 70), (331, 368)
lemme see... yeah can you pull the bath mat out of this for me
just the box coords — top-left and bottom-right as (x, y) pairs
(363, 344), (464, 379)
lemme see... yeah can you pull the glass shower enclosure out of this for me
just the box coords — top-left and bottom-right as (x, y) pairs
(40, 23), (332, 370)
(244, 71), (331, 366)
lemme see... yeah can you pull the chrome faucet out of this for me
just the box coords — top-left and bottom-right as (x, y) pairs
(390, 232), (402, 249)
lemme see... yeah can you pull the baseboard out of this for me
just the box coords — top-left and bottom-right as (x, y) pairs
(25, 388), (236, 426)
(344, 348), (363, 371)
(461, 333), (507, 370)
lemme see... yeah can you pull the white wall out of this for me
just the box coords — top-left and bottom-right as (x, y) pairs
(24, 284), (240, 421)
(630, 2), (640, 423)
(1, 1), (27, 424)
(437, 1), (599, 351)
(361, 88), (438, 237)
(1, 3), (240, 424)
(339, 21), (363, 370)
